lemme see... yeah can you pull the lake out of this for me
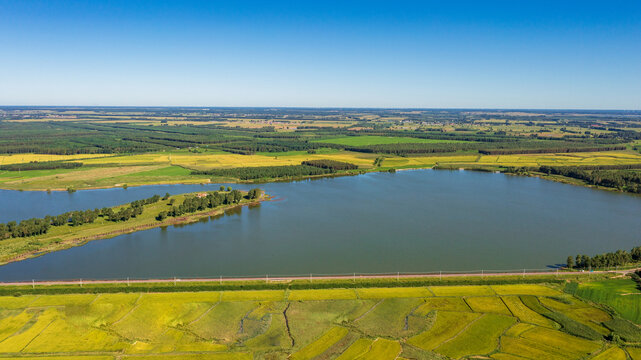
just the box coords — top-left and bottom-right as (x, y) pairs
(0, 169), (640, 281)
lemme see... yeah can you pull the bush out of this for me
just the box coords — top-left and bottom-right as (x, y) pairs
(602, 318), (641, 342)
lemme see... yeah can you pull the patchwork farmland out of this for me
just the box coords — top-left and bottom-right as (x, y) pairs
(0, 282), (640, 359)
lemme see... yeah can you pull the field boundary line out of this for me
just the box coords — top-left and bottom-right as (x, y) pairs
(18, 315), (56, 353)
(189, 301), (220, 326)
(354, 299), (384, 322)
(111, 293), (142, 326)
(436, 312), (484, 349)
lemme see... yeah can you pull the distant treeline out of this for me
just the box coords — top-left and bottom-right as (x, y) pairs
(337, 143), (480, 155)
(566, 246), (641, 270)
(0, 161), (82, 171)
(157, 188), (261, 220)
(478, 145), (626, 155)
(220, 140), (322, 154)
(316, 140), (626, 157)
(301, 159), (358, 170)
(0, 195), (161, 240)
(192, 165), (332, 180)
(0, 118), (633, 157)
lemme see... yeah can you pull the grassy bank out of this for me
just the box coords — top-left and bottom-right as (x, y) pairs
(0, 273), (614, 296)
(0, 190), (266, 266)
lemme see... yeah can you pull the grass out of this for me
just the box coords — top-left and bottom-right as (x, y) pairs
(465, 296), (512, 315)
(520, 295), (603, 340)
(519, 327), (601, 356)
(356, 287), (432, 299)
(408, 311), (482, 350)
(429, 285), (495, 296)
(353, 298), (425, 337)
(188, 301), (256, 343)
(592, 347), (628, 360)
(413, 297), (471, 315)
(568, 278), (641, 324)
(602, 317), (641, 342)
(286, 300), (371, 348)
(491, 284), (562, 296)
(627, 347), (641, 360)
(358, 338), (401, 359)
(435, 313), (516, 358)
(288, 289), (357, 301)
(221, 290), (284, 302)
(290, 326), (349, 360)
(501, 296), (556, 328)
(0, 280), (633, 358)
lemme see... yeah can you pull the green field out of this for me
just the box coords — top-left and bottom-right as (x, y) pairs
(0, 281), (636, 359)
(568, 278), (641, 324)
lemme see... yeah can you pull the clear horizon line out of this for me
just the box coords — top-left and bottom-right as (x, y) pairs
(1, 105), (640, 112)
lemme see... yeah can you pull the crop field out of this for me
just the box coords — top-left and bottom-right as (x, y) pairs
(1, 147), (641, 191)
(0, 282), (638, 359)
(568, 278), (641, 324)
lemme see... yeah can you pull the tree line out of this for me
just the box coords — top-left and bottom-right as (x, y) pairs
(157, 188), (261, 220)
(0, 161), (83, 171)
(566, 246), (641, 270)
(192, 165), (332, 180)
(301, 159), (358, 170)
(537, 166), (641, 193)
(478, 145), (626, 155)
(0, 195), (162, 240)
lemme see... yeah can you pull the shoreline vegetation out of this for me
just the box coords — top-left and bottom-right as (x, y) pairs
(0, 107), (640, 194)
(0, 188), (266, 266)
(2, 159), (641, 195)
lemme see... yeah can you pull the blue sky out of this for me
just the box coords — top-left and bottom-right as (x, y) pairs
(0, 0), (639, 109)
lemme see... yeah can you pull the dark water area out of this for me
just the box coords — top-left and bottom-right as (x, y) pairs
(0, 170), (640, 281)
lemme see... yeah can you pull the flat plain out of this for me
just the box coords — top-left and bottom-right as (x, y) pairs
(0, 281), (638, 359)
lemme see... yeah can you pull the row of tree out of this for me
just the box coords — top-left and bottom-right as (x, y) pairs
(301, 159), (358, 170)
(538, 166), (641, 193)
(478, 145), (626, 155)
(192, 165), (332, 180)
(566, 246), (641, 270)
(157, 189), (261, 220)
(0, 161), (83, 171)
(0, 195), (162, 240)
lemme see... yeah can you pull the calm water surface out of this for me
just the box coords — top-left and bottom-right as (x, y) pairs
(0, 170), (640, 281)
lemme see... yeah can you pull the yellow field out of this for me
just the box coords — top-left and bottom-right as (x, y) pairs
(2, 148), (640, 191)
(429, 285), (496, 296)
(0, 153), (112, 165)
(0, 283), (623, 359)
(465, 296), (512, 315)
(288, 289), (358, 301)
(356, 287), (433, 299)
